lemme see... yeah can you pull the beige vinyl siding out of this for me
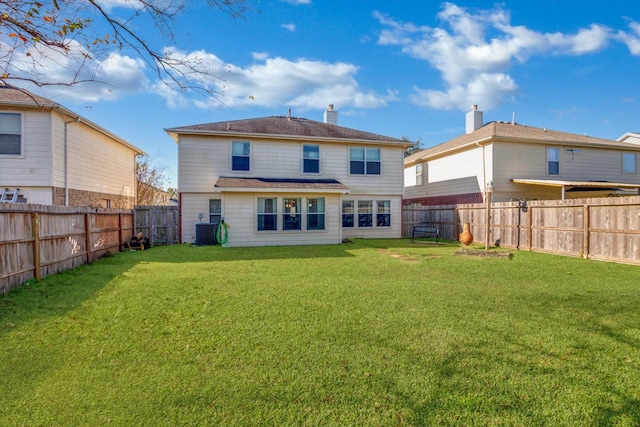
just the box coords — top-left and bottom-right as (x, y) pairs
(64, 116), (136, 198)
(0, 110), (52, 186)
(180, 192), (220, 243)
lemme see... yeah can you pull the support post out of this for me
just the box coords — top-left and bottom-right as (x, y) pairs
(485, 181), (494, 251)
(31, 213), (41, 281)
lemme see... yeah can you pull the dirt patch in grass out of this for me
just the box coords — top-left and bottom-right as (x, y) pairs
(377, 248), (420, 262)
(454, 248), (513, 258)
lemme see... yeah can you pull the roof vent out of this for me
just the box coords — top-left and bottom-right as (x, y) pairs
(323, 104), (338, 125)
(466, 105), (483, 134)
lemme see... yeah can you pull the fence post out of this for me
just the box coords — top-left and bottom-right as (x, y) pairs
(527, 206), (533, 251)
(85, 213), (92, 265)
(31, 212), (41, 281)
(583, 204), (590, 259)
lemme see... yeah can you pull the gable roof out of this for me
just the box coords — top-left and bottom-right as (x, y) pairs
(0, 86), (144, 155)
(405, 121), (640, 166)
(165, 116), (407, 146)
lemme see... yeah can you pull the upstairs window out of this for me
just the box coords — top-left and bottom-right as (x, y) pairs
(416, 164), (423, 186)
(303, 145), (320, 173)
(547, 147), (559, 175)
(0, 112), (21, 155)
(350, 147), (380, 175)
(623, 153), (637, 174)
(307, 197), (325, 230)
(232, 141), (250, 171)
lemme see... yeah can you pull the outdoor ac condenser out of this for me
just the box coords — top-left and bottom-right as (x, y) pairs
(195, 223), (217, 245)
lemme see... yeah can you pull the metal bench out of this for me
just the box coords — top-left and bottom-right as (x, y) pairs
(411, 224), (439, 242)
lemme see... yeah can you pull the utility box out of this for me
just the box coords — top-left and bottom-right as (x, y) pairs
(195, 223), (217, 245)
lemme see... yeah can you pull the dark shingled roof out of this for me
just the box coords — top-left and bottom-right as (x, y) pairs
(166, 116), (405, 144)
(405, 121), (640, 165)
(0, 86), (56, 107)
(215, 177), (350, 191)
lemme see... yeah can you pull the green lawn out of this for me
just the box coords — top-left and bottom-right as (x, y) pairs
(1, 240), (639, 426)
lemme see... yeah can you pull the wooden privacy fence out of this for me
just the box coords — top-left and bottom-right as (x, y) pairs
(134, 205), (179, 246)
(0, 203), (135, 294)
(403, 196), (640, 264)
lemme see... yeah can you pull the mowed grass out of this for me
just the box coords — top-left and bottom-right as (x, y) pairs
(1, 239), (639, 426)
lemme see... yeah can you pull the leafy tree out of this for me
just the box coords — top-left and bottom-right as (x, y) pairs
(0, 0), (248, 96)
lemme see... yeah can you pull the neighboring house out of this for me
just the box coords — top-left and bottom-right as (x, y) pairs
(618, 132), (640, 145)
(404, 106), (640, 206)
(137, 182), (175, 206)
(165, 106), (408, 247)
(0, 87), (143, 208)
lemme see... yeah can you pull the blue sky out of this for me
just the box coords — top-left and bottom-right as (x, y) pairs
(12, 0), (640, 188)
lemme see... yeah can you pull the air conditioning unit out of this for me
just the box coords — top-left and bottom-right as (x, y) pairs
(195, 223), (217, 245)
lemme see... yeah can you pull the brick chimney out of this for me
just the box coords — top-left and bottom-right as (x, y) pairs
(465, 105), (483, 134)
(323, 104), (338, 125)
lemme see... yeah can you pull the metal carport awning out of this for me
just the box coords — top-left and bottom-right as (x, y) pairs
(511, 178), (640, 200)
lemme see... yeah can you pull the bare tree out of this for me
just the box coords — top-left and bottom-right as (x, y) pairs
(0, 0), (248, 97)
(403, 136), (424, 157)
(136, 154), (168, 205)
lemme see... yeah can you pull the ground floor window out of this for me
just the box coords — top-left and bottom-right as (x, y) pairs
(307, 198), (325, 230)
(209, 199), (221, 224)
(377, 200), (391, 226)
(256, 196), (326, 232)
(257, 197), (277, 231)
(342, 199), (391, 228)
(342, 200), (354, 227)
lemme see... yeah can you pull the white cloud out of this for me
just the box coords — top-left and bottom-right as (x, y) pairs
(376, 3), (616, 111)
(280, 0), (311, 4)
(617, 21), (640, 55)
(281, 23), (297, 32)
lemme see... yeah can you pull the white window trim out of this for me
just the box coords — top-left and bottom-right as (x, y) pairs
(622, 152), (637, 174)
(302, 144), (321, 174)
(0, 111), (25, 158)
(231, 140), (251, 173)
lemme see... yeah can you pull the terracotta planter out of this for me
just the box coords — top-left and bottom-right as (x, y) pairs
(459, 222), (473, 245)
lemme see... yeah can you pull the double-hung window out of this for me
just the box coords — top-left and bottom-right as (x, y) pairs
(358, 200), (373, 227)
(283, 198), (301, 230)
(350, 147), (381, 175)
(209, 199), (222, 224)
(623, 153), (637, 174)
(303, 145), (320, 173)
(0, 112), (22, 155)
(232, 141), (250, 171)
(547, 147), (559, 175)
(342, 200), (354, 227)
(416, 164), (423, 186)
(257, 197), (277, 231)
(307, 197), (325, 230)
(376, 200), (391, 227)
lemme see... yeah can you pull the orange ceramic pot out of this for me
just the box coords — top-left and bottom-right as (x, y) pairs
(459, 222), (473, 245)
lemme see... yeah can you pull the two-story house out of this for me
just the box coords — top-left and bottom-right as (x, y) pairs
(404, 106), (640, 206)
(165, 106), (408, 247)
(0, 87), (143, 207)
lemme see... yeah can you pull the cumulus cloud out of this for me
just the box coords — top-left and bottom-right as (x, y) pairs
(617, 21), (640, 55)
(375, 2), (615, 111)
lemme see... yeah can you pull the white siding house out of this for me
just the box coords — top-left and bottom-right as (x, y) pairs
(165, 107), (408, 247)
(0, 88), (143, 207)
(404, 106), (640, 206)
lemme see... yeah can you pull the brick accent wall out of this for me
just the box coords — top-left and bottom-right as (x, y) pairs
(402, 192), (483, 206)
(52, 187), (135, 208)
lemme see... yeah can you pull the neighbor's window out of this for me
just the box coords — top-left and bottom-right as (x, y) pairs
(376, 200), (391, 227)
(358, 200), (373, 227)
(307, 197), (325, 230)
(283, 198), (301, 231)
(303, 144), (320, 173)
(209, 199), (222, 224)
(257, 197), (277, 231)
(623, 152), (637, 174)
(416, 164), (423, 186)
(232, 141), (250, 171)
(0, 112), (21, 155)
(342, 200), (354, 228)
(350, 147), (381, 175)
(547, 147), (559, 175)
